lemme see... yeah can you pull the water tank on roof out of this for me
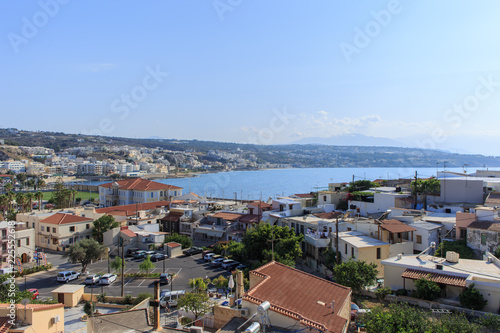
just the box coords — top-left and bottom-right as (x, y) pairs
(446, 251), (459, 263)
(245, 322), (261, 333)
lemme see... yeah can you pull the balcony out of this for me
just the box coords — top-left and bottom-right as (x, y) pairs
(305, 232), (331, 248)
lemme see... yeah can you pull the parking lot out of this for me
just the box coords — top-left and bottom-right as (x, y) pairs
(20, 252), (232, 300)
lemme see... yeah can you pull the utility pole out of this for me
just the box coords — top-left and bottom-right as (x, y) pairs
(443, 161), (447, 203)
(120, 237), (125, 297)
(335, 217), (340, 265)
(414, 171), (418, 209)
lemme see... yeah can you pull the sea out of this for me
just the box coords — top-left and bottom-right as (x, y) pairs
(78, 166), (500, 201)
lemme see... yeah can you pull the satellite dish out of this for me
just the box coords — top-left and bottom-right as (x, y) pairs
(21, 298), (30, 306)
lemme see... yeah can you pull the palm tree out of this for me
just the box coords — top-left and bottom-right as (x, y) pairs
(0, 194), (8, 218)
(15, 192), (26, 213)
(36, 178), (46, 190)
(71, 189), (78, 207)
(25, 192), (34, 212)
(35, 191), (43, 211)
(4, 183), (13, 193)
(5, 190), (14, 213)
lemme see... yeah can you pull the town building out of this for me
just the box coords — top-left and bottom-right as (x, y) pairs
(37, 213), (94, 251)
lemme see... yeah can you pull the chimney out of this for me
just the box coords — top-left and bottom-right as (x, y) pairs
(331, 300), (335, 313)
(236, 270), (244, 299)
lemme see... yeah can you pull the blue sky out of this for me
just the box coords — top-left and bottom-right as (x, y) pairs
(1, 1), (500, 155)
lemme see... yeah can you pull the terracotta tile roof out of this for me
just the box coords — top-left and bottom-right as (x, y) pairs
(167, 242), (181, 248)
(0, 303), (64, 311)
(379, 219), (417, 233)
(294, 193), (314, 198)
(120, 226), (137, 238)
(467, 221), (500, 232)
(247, 201), (272, 209)
(99, 178), (182, 191)
(95, 200), (170, 214)
(314, 212), (343, 220)
(239, 214), (260, 224)
(401, 268), (467, 287)
(243, 262), (350, 333)
(40, 213), (93, 225)
(210, 212), (245, 221)
(0, 317), (12, 333)
(485, 192), (500, 206)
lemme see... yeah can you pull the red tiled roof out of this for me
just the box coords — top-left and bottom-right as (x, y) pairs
(243, 261), (350, 333)
(0, 317), (12, 333)
(0, 303), (64, 311)
(99, 178), (182, 191)
(40, 213), (93, 225)
(167, 242), (181, 248)
(159, 212), (183, 222)
(239, 214), (260, 224)
(294, 193), (314, 198)
(247, 201), (272, 209)
(314, 212), (343, 219)
(379, 219), (417, 233)
(467, 221), (500, 232)
(95, 201), (170, 214)
(210, 212), (244, 221)
(401, 268), (467, 288)
(120, 226), (137, 238)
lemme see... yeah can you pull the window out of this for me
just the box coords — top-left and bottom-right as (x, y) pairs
(376, 247), (381, 259)
(17, 240), (21, 247)
(345, 244), (348, 254)
(445, 209), (451, 214)
(41, 226), (45, 232)
(86, 224), (90, 229)
(323, 196), (327, 202)
(26, 238), (29, 246)
(351, 248), (355, 258)
(69, 238), (73, 244)
(151, 192), (154, 198)
(32, 223), (35, 228)
(460, 229), (467, 240)
(481, 233), (487, 245)
(52, 228), (56, 233)
(416, 235), (422, 244)
(1, 230), (6, 237)
(69, 226), (75, 232)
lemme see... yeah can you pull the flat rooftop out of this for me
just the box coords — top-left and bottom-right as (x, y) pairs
(339, 233), (388, 248)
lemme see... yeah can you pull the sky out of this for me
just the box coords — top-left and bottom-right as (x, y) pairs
(1, 1), (500, 155)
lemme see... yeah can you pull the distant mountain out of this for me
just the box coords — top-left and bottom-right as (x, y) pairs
(290, 134), (405, 147)
(146, 136), (166, 140)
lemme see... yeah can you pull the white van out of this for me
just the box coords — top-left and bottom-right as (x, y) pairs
(159, 290), (185, 308)
(204, 253), (215, 262)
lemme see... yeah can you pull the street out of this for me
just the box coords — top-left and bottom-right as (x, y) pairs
(19, 252), (232, 300)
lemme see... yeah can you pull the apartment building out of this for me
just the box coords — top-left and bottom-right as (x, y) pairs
(37, 213), (94, 251)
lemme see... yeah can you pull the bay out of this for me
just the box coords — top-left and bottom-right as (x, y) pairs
(81, 166), (499, 201)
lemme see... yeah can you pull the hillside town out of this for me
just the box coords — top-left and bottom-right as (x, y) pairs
(1, 169), (500, 332)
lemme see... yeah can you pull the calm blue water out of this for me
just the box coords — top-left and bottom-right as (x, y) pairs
(81, 166), (499, 200)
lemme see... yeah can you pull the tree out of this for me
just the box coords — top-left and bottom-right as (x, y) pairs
(347, 180), (379, 192)
(459, 283), (487, 310)
(139, 255), (155, 274)
(164, 233), (192, 249)
(241, 223), (304, 267)
(374, 287), (392, 302)
(435, 240), (475, 259)
(411, 177), (441, 209)
(15, 192), (27, 212)
(177, 292), (213, 320)
(413, 276), (441, 301)
(226, 241), (246, 263)
(189, 277), (208, 293)
(16, 173), (27, 189)
(35, 191), (43, 211)
(84, 301), (95, 316)
(110, 256), (124, 273)
(65, 239), (107, 273)
(321, 246), (337, 268)
(25, 192), (34, 212)
(36, 178), (46, 190)
(92, 215), (119, 243)
(332, 259), (378, 294)
(0, 274), (32, 303)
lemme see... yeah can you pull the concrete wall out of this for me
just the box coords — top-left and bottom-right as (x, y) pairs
(52, 288), (84, 307)
(338, 239), (390, 278)
(467, 228), (500, 253)
(456, 212), (476, 240)
(440, 178), (484, 204)
(0, 305), (65, 333)
(213, 306), (240, 329)
(389, 242), (414, 258)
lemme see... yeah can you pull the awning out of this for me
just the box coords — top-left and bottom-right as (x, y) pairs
(401, 268), (467, 287)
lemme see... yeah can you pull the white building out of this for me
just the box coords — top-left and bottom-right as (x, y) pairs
(408, 221), (443, 254)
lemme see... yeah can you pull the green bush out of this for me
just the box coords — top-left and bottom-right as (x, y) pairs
(459, 283), (487, 310)
(413, 277), (440, 301)
(435, 240), (475, 259)
(395, 289), (408, 296)
(84, 301), (95, 316)
(134, 293), (153, 305)
(97, 293), (107, 303)
(476, 313), (500, 330)
(375, 287), (392, 301)
(122, 294), (134, 305)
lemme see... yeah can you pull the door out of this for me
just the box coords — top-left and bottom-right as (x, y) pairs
(21, 253), (28, 263)
(58, 293), (64, 303)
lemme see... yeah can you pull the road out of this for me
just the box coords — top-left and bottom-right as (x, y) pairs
(20, 252), (232, 300)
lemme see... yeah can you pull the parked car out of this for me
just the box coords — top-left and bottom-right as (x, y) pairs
(221, 259), (237, 269)
(351, 303), (370, 320)
(100, 274), (117, 285)
(126, 248), (140, 257)
(226, 261), (241, 270)
(211, 257), (226, 267)
(143, 251), (156, 259)
(28, 288), (39, 300)
(204, 253), (216, 262)
(151, 253), (168, 262)
(235, 264), (247, 271)
(133, 250), (147, 259)
(84, 274), (101, 285)
(159, 273), (172, 285)
(159, 290), (185, 308)
(56, 271), (80, 283)
(183, 247), (203, 256)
